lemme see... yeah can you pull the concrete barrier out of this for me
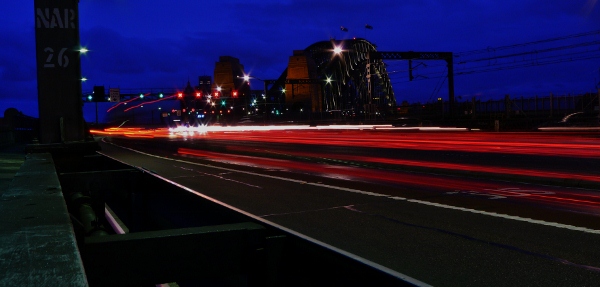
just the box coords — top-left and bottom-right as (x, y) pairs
(0, 152), (88, 286)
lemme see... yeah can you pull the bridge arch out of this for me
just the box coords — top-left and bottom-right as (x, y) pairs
(274, 38), (395, 117)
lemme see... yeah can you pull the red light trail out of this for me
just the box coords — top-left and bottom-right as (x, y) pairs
(106, 94), (176, 113)
(90, 126), (600, 159)
(176, 147), (600, 213)
(123, 95), (176, 112)
(92, 126), (600, 213)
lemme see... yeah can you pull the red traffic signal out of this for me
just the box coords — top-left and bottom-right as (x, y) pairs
(232, 91), (238, 98)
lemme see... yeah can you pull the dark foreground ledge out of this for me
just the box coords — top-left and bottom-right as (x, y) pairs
(0, 152), (87, 286)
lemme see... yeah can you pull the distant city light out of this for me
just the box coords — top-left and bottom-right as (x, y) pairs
(333, 46), (343, 54)
(79, 47), (89, 54)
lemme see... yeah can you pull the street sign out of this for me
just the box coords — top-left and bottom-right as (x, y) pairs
(109, 88), (120, 102)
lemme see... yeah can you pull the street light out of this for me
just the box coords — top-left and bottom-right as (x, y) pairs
(215, 86), (222, 98)
(333, 46), (343, 55)
(240, 74), (268, 122)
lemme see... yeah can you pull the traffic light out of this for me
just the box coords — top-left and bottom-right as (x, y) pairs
(178, 92), (183, 99)
(196, 92), (201, 98)
(92, 86), (105, 102)
(232, 90), (238, 98)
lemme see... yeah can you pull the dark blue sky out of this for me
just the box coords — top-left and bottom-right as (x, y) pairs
(2, 1), (600, 118)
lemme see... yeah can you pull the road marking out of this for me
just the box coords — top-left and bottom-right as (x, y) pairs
(176, 165), (263, 189)
(101, 140), (600, 235)
(308, 182), (391, 197)
(403, 199), (600, 235)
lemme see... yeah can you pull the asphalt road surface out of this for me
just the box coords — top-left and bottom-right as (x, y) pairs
(96, 129), (600, 287)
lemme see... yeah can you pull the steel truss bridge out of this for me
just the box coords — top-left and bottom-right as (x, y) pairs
(265, 38), (455, 116)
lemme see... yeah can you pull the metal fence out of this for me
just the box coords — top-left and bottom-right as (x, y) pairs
(404, 91), (600, 119)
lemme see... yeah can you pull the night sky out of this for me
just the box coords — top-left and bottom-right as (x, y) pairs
(2, 1), (600, 119)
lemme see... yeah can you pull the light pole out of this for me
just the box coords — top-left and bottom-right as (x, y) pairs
(239, 74), (268, 124)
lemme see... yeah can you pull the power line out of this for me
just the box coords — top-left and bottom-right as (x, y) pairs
(387, 29), (600, 81)
(456, 29), (600, 57)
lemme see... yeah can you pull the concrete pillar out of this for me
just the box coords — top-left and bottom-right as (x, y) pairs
(34, 0), (86, 143)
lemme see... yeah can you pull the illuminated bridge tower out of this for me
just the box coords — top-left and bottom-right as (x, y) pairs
(212, 56), (250, 115)
(285, 50), (322, 113)
(279, 39), (395, 117)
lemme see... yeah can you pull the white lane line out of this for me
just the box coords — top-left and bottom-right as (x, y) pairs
(101, 140), (600, 235)
(307, 182), (600, 235)
(405, 199), (600, 235)
(308, 182), (391, 197)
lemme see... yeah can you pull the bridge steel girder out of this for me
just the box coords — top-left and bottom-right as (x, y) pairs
(268, 39), (396, 117)
(370, 51), (455, 117)
(264, 79), (323, 85)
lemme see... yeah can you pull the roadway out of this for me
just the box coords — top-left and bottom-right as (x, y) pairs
(94, 126), (600, 286)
